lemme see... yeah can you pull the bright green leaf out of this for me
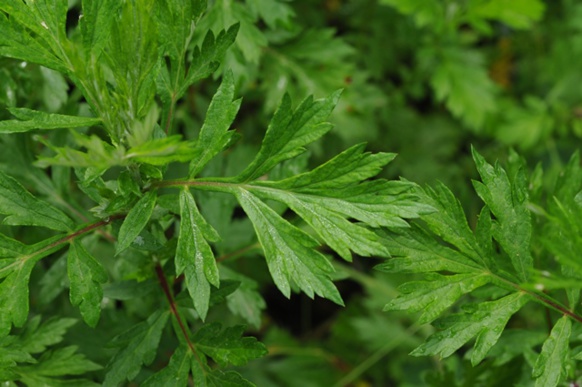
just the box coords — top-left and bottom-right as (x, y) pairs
(189, 72), (241, 177)
(236, 90), (341, 182)
(0, 108), (101, 133)
(236, 188), (343, 305)
(177, 188), (220, 320)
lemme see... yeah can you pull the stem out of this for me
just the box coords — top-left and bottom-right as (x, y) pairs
(154, 263), (197, 354)
(164, 97), (176, 135)
(216, 243), (261, 263)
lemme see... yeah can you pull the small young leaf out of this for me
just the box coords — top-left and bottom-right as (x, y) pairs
(177, 188), (220, 320)
(116, 190), (157, 255)
(67, 240), (108, 327)
(0, 170), (75, 232)
(0, 108), (101, 133)
(189, 72), (241, 177)
(80, 0), (123, 58)
(193, 323), (267, 367)
(104, 310), (169, 386)
(125, 136), (196, 165)
(532, 316), (572, 387)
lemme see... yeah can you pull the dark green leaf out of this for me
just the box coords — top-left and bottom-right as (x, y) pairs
(142, 345), (190, 387)
(104, 310), (169, 386)
(194, 323), (267, 367)
(532, 316), (572, 387)
(471, 147), (532, 281)
(411, 293), (530, 365)
(67, 241), (108, 327)
(116, 190), (157, 255)
(0, 170), (75, 231)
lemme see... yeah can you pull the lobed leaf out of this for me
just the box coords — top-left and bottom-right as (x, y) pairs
(104, 310), (169, 387)
(384, 273), (491, 324)
(142, 346), (190, 387)
(236, 188), (343, 305)
(0, 169), (75, 232)
(80, 0), (123, 58)
(177, 188), (220, 320)
(67, 241), (108, 327)
(189, 72), (241, 177)
(235, 90), (342, 182)
(471, 147), (532, 281)
(193, 323), (267, 367)
(410, 292), (530, 365)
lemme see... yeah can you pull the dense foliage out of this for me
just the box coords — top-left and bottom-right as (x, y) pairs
(0, 0), (581, 385)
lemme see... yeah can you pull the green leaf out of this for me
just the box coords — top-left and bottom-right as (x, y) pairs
(19, 346), (102, 377)
(177, 188), (220, 320)
(189, 72), (241, 177)
(116, 190), (157, 255)
(532, 316), (572, 387)
(16, 316), (77, 354)
(248, 144), (431, 260)
(377, 227), (483, 274)
(247, 0), (294, 29)
(125, 136), (197, 165)
(0, 108), (101, 133)
(235, 188), (343, 305)
(0, 7), (67, 72)
(206, 370), (255, 386)
(80, 0), (123, 58)
(384, 273), (491, 324)
(236, 90), (342, 182)
(380, 0), (443, 27)
(429, 48), (496, 129)
(183, 23), (240, 93)
(194, 323), (267, 367)
(0, 169), (75, 231)
(104, 310), (169, 386)
(470, 0), (545, 29)
(471, 147), (532, 281)
(0, 259), (37, 337)
(410, 292), (530, 365)
(67, 240), (108, 327)
(142, 345), (190, 387)
(200, 0), (265, 63)
(222, 267), (266, 329)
